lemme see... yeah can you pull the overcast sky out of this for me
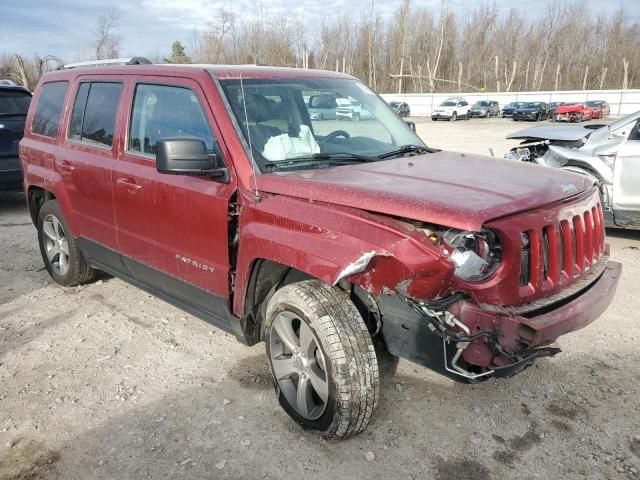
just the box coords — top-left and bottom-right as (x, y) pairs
(1, 0), (636, 60)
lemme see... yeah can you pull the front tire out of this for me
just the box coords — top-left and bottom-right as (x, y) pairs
(37, 200), (95, 287)
(450, 112), (457, 122)
(264, 280), (379, 439)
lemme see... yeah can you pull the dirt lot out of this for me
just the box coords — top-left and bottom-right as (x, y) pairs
(1, 118), (639, 480)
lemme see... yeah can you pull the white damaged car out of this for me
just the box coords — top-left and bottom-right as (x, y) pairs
(505, 111), (640, 229)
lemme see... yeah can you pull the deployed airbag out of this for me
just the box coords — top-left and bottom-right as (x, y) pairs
(263, 125), (320, 161)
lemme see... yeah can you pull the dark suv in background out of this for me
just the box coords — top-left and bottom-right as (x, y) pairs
(513, 102), (549, 121)
(0, 83), (32, 190)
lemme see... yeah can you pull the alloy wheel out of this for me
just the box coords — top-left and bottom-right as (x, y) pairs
(269, 311), (329, 420)
(42, 214), (70, 276)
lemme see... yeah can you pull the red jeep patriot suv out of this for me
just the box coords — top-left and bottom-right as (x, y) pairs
(20, 59), (621, 439)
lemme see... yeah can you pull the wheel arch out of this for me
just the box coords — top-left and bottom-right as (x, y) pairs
(561, 164), (610, 207)
(233, 196), (453, 335)
(27, 186), (56, 226)
(242, 258), (314, 343)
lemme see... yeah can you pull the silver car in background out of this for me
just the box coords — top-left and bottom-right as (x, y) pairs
(505, 111), (640, 229)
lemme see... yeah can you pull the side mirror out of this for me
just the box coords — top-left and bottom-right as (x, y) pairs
(156, 138), (229, 181)
(405, 120), (416, 132)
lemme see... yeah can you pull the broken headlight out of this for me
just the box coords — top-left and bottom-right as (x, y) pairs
(440, 229), (502, 282)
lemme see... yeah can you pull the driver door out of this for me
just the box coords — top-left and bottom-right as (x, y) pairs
(113, 77), (236, 323)
(612, 122), (640, 226)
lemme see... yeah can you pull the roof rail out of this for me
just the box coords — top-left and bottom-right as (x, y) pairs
(57, 57), (152, 70)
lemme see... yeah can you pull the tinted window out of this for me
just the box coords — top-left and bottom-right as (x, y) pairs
(128, 84), (216, 155)
(68, 83), (90, 141)
(32, 82), (68, 137)
(0, 90), (31, 115)
(71, 82), (121, 147)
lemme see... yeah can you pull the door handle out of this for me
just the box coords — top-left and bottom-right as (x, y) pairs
(116, 177), (142, 192)
(57, 160), (75, 173)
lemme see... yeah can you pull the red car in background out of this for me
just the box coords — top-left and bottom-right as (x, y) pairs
(554, 103), (593, 122)
(586, 100), (610, 119)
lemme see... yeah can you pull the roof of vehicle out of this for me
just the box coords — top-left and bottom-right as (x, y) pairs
(0, 84), (31, 94)
(38, 64), (356, 83)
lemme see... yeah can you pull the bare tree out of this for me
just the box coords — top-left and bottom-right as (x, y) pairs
(184, 1), (638, 94)
(92, 9), (121, 60)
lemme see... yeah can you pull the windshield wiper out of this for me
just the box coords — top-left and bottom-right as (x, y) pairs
(377, 144), (436, 159)
(264, 152), (379, 170)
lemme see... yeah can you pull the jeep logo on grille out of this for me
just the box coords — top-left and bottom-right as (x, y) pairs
(561, 183), (578, 194)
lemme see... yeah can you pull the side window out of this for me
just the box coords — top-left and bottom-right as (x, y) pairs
(628, 120), (640, 141)
(128, 83), (217, 156)
(68, 82), (122, 148)
(69, 83), (89, 140)
(32, 82), (68, 138)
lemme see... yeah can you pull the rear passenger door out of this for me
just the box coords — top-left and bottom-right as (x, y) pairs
(59, 80), (123, 255)
(113, 77), (236, 323)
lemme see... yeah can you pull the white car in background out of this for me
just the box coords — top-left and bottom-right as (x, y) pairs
(335, 97), (373, 121)
(431, 97), (471, 121)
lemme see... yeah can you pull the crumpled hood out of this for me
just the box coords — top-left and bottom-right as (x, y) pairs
(256, 151), (594, 231)
(507, 125), (596, 142)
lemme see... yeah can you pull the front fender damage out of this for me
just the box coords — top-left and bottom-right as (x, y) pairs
(332, 250), (391, 286)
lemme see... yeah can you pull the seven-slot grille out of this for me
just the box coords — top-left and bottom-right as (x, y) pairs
(520, 201), (605, 290)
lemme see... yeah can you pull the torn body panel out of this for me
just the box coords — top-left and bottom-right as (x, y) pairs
(233, 192), (455, 317)
(332, 250), (391, 285)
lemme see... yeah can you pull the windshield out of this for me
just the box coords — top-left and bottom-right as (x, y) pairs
(0, 90), (31, 115)
(586, 101), (602, 107)
(474, 101), (490, 107)
(523, 102), (541, 108)
(219, 77), (425, 172)
(440, 101), (457, 106)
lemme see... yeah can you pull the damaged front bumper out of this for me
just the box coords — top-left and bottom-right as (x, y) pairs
(378, 260), (621, 383)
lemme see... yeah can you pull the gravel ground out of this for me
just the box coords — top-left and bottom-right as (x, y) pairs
(1, 118), (639, 480)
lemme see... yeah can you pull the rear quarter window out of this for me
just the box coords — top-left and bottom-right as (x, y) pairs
(0, 90), (32, 115)
(32, 82), (68, 138)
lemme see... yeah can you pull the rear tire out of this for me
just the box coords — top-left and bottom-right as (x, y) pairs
(264, 280), (379, 439)
(37, 200), (95, 287)
(450, 112), (457, 122)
